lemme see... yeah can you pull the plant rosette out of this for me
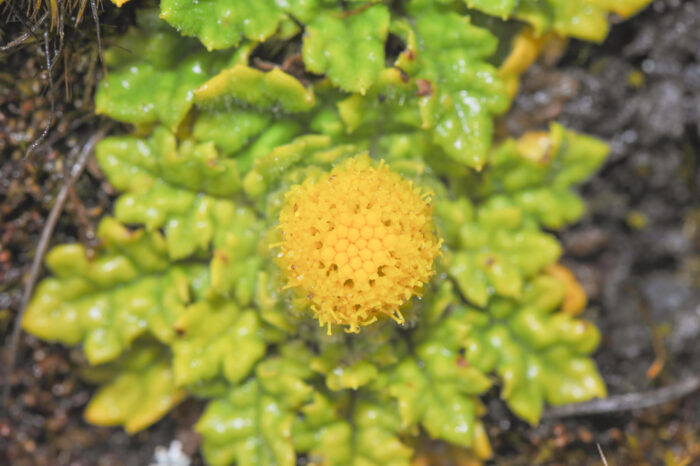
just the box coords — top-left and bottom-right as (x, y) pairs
(23, 1), (652, 464)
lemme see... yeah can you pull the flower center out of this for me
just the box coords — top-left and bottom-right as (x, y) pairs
(277, 155), (441, 334)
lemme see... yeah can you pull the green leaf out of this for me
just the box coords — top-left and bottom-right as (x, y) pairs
(464, 0), (517, 18)
(336, 68), (423, 134)
(443, 197), (561, 306)
(342, 10), (508, 170)
(196, 343), (313, 466)
(84, 343), (186, 433)
(462, 275), (605, 425)
(197, 380), (297, 466)
(310, 324), (402, 391)
(102, 9), (196, 70)
(97, 127), (246, 259)
(160, 0), (287, 50)
(208, 210), (264, 305)
(253, 270), (297, 333)
(477, 123), (609, 195)
(242, 135), (357, 199)
(410, 10), (508, 169)
(160, 0), (330, 51)
(95, 11), (233, 130)
(303, 5), (390, 93)
(95, 57), (216, 130)
(294, 394), (414, 466)
(193, 109), (273, 156)
(470, 123), (610, 228)
(22, 218), (207, 365)
(388, 313), (492, 447)
(465, 0), (652, 42)
(171, 300), (266, 387)
(194, 64), (315, 113)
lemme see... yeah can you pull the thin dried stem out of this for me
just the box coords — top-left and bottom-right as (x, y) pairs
(25, 30), (55, 159)
(1, 122), (114, 414)
(544, 375), (700, 418)
(596, 443), (609, 466)
(0, 11), (48, 52)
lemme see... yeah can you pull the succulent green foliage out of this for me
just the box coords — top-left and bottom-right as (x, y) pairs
(22, 218), (207, 365)
(243, 135), (359, 201)
(439, 196), (561, 306)
(470, 123), (611, 229)
(160, 0), (285, 50)
(160, 0), (326, 50)
(171, 300), (266, 387)
(400, 7), (510, 169)
(83, 342), (185, 433)
(294, 394), (413, 465)
(303, 5), (390, 93)
(388, 310), (492, 448)
(465, 0), (517, 18)
(97, 127), (250, 260)
(309, 323), (402, 391)
(335, 6), (509, 170)
(196, 343), (313, 466)
(193, 110), (272, 156)
(194, 64), (316, 113)
(463, 275), (606, 424)
(208, 210), (264, 304)
(95, 10), (235, 130)
(464, 0), (652, 41)
(335, 69), (421, 135)
(19, 1), (642, 464)
(197, 380), (298, 466)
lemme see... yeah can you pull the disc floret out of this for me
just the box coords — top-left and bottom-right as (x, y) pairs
(277, 155), (441, 333)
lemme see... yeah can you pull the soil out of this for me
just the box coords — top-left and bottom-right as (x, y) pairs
(1, 0), (699, 465)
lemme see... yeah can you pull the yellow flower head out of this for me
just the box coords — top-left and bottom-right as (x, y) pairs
(277, 155), (442, 334)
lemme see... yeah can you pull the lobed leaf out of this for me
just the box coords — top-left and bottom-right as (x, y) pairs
(294, 393), (414, 466)
(465, 0), (653, 41)
(95, 57), (217, 130)
(242, 135), (357, 199)
(343, 8), (510, 170)
(84, 343), (186, 433)
(160, 0), (287, 50)
(22, 218), (208, 365)
(171, 300), (266, 387)
(440, 197), (561, 306)
(160, 0), (327, 51)
(97, 127), (248, 259)
(194, 64), (315, 113)
(196, 342), (314, 466)
(388, 313), (492, 449)
(95, 11), (234, 130)
(302, 5), (390, 93)
(310, 324), (401, 391)
(462, 275), (605, 424)
(470, 123), (610, 229)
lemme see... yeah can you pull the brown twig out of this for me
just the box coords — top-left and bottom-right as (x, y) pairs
(543, 375), (700, 419)
(1, 123), (114, 414)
